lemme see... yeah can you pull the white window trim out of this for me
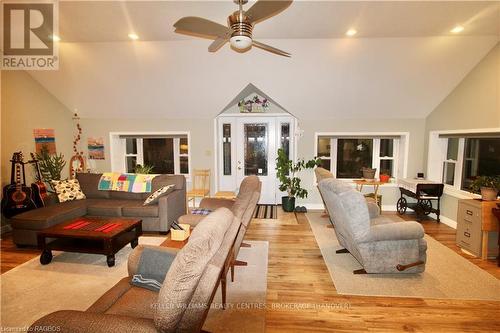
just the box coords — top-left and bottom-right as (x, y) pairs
(427, 127), (500, 199)
(109, 131), (191, 180)
(314, 132), (409, 185)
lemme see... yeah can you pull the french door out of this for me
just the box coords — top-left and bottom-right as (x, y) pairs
(217, 115), (295, 204)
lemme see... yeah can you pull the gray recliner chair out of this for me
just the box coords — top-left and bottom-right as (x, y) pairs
(318, 178), (427, 274)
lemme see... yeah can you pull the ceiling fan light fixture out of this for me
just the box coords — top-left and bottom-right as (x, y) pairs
(230, 35), (252, 50)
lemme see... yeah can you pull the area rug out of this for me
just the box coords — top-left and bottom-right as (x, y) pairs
(306, 212), (500, 301)
(1, 237), (268, 332)
(0, 236), (165, 329)
(203, 240), (268, 332)
(254, 204), (278, 219)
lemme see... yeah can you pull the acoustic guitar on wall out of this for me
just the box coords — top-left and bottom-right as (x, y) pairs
(1, 152), (36, 218)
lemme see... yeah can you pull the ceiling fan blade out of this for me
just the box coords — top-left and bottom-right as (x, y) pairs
(174, 16), (231, 39)
(253, 40), (291, 57)
(245, 0), (293, 24)
(208, 37), (228, 52)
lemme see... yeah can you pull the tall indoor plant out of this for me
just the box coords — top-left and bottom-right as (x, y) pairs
(276, 148), (320, 212)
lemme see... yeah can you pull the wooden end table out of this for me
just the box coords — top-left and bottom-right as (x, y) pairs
(37, 217), (142, 267)
(353, 179), (385, 205)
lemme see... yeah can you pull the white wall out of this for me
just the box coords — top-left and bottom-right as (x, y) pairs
(424, 43), (500, 223)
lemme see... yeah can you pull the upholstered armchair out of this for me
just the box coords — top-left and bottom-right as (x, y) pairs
(179, 175), (261, 281)
(30, 208), (241, 333)
(318, 178), (427, 274)
(314, 167), (380, 219)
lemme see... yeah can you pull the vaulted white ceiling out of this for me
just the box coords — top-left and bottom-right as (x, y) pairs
(26, 1), (500, 120)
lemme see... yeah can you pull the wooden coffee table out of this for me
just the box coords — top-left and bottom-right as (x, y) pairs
(37, 217), (142, 267)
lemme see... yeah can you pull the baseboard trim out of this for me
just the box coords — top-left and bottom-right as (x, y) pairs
(430, 213), (457, 229)
(302, 203), (324, 210)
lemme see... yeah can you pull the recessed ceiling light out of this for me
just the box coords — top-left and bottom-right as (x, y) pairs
(346, 29), (357, 37)
(49, 34), (61, 42)
(128, 33), (139, 40)
(450, 25), (464, 33)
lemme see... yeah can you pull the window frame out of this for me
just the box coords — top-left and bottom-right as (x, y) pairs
(314, 132), (408, 183)
(427, 128), (500, 199)
(110, 131), (191, 179)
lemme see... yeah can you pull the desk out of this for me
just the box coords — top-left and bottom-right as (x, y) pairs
(353, 180), (384, 205)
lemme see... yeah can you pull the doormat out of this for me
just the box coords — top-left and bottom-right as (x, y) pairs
(254, 204), (278, 219)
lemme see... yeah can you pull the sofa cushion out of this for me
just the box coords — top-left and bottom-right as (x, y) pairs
(86, 199), (137, 217)
(122, 202), (159, 217)
(110, 191), (149, 201)
(10, 200), (88, 230)
(76, 173), (110, 199)
(151, 175), (185, 191)
(143, 185), (175, 206)
(51, 179), (86, 202)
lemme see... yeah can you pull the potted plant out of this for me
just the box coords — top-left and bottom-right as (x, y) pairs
(276, 148), (320, 212)
(469, 176), (500, 201)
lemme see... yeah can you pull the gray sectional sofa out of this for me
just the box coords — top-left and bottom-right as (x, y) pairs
(10, 173), (186, 246)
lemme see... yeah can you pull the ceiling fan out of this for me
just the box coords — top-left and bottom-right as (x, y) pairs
(173, 0), (292, 57)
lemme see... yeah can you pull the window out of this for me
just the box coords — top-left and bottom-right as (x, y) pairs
(442, 138), (459, 186)
(120, 135), (189, 175)
(316, 135), (401, 179)
(439, 136), (500, 192)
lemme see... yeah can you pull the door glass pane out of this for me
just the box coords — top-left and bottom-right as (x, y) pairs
(143, 138), (174, 174)
(380, 139), (393, 157)
(244, 123), (267, 176)
(380, 160), (393, 177)
(179, 137), (188, 155)
(336, 139), (373, 178)
(126, 138), (137, 154)
(280, 123), (290, 158)
(223, 124), (231, 176)
(317, 137), (330, 157)
(126, 156), (137, 173)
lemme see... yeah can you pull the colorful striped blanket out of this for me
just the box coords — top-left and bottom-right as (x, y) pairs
(98, 172), (156, 193)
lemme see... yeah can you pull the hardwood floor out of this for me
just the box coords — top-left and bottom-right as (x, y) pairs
(2, 210), (499, 332)
(245, 210), (500, 332)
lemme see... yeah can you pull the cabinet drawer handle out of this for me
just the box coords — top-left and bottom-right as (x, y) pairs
(466, 210), (473, 216)
(464, 232), (470, 238)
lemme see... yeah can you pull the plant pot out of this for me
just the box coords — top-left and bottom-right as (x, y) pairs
(480, 187), (499, 201)
(362, 167), (376, 179)
(281, 196), (296, 212)
(379, 174), (390, 183)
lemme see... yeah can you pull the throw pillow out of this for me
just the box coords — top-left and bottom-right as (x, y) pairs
(143, 185), (174, 206)
(51, 179), (86, 203)
(131, 247), (176, 291)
